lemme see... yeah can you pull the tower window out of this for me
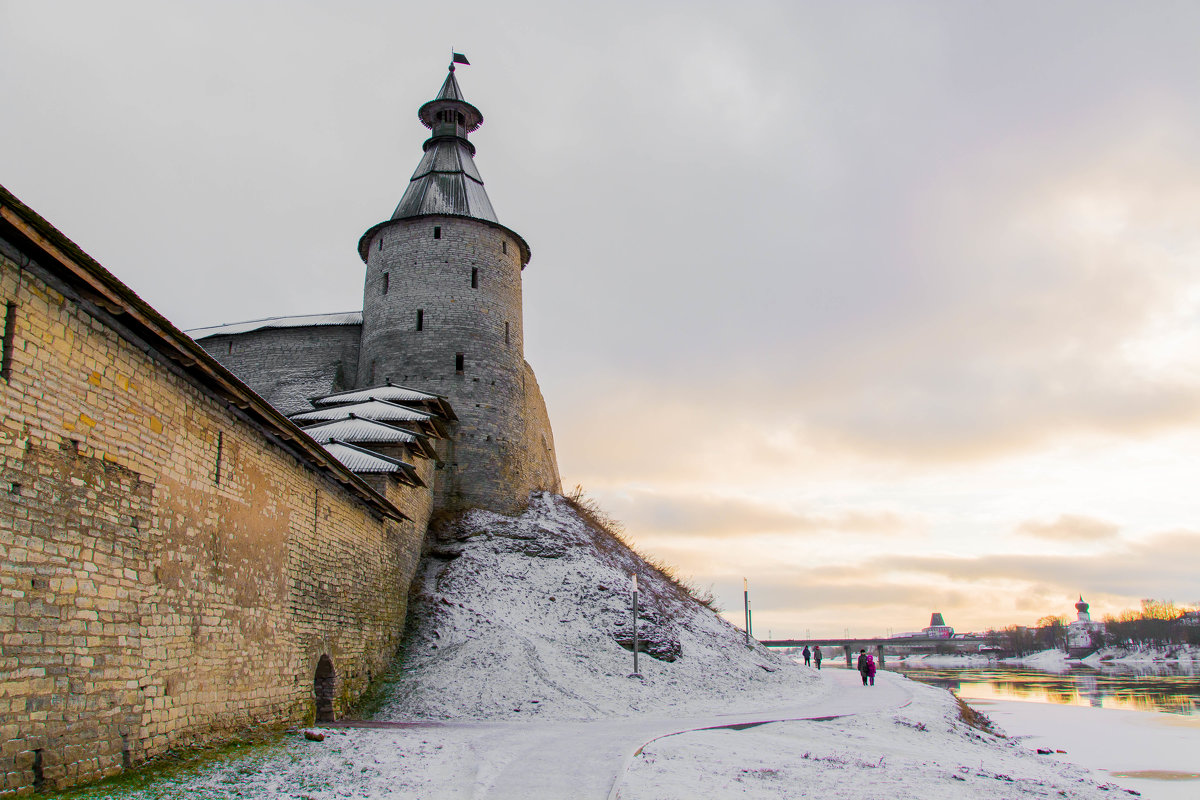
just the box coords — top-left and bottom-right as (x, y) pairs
(382, 272), (390, 295)
(505, 322), (510, 345)
(416, 309), (424, 331)
(455, 353), (464, 373)
(378, 237), (383, 252)
(471, 268), (478, 288)
(502, 241), (508, 255)
(434, 226), (442, 240)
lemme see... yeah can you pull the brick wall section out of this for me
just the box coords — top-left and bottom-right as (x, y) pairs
(195, 325), (360, 416)
(359, 215), (560, 512)
(0, 237), (434, 795)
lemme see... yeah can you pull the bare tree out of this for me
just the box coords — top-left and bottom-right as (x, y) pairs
(1036, 615), (1067, 651)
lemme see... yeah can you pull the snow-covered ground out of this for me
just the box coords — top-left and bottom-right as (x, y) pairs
(57, 494), (1145, 799)
(622, 670), (1132, 800)
(891, 649), (1080, 671)
(1004, 648), (1073, 672)
(1084, 645), (1200, 668)
(890, 652), (996, 667)
(893, 645), (1200, 673)
(375, 493), (816, 720)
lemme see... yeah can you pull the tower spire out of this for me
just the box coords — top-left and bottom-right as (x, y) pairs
(390, 64), (496, 223)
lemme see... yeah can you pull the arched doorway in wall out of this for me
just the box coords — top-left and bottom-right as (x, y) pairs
(314, 655), (335, 722)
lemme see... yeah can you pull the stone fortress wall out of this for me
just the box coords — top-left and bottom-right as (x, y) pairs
(358, 214), (558, 511)
(0, 190), (435, 795)
(198, 324), (361, 416)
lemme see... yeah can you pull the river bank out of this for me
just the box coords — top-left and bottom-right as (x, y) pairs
(892, 644), (1200, 672)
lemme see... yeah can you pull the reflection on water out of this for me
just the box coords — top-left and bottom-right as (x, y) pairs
(888, 663), (1200, 715)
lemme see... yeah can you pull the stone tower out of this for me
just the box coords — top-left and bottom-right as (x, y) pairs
(355, 64), (560, 511)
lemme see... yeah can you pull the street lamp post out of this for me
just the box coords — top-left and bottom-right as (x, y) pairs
(743, 578), (750, 648)
(630, 574), (642, 678)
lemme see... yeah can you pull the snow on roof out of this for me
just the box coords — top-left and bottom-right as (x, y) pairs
(186, 311), (362, 339)
(312, 384), (441, 407)
(290, 399), (434, 424)
(309, 382), (457, 422)
(321, 440), (423, 486)
(301, 417), (420, 445)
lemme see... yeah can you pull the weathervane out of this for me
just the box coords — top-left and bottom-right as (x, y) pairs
(449, 50), (470, 72)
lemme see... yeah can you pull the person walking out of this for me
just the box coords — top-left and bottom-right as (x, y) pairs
(813, 645), (822, 670)
(857, 649), (870, 686)
(866, 652), (877, 686)
(802, 645), (811, 666)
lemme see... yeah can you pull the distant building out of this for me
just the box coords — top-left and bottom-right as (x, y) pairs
(924, 612), (954, 639)
(891, 612), (955, 640)
(1067, 596), (1104, 654)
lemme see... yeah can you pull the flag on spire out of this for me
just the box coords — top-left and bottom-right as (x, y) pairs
(452, 52), (470, 65)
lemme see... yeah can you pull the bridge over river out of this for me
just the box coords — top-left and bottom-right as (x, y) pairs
(759, 636), (989, 667)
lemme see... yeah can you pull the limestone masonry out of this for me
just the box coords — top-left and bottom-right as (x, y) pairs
(0, 64), (560, 795)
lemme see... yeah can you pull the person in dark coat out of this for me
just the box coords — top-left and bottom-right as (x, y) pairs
(813, 645), (823, 670)
(802, 645), (811, 666)
(857, 649), (870, 685)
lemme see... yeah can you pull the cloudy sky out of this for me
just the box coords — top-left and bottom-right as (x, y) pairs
(4, 1), (1200, 637)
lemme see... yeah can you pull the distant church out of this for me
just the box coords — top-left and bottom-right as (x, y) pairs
(188, 62), (560, 513)
(1067, 596), (1103, 655)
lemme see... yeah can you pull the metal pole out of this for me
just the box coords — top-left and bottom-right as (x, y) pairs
(743, 578), (750, 648)
(631, 574), (640, 676)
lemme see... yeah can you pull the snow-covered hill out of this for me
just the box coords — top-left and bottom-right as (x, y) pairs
(375, 492), (818, 721)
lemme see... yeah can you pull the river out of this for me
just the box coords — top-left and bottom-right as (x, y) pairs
(883, 660), (1200, 799)
(887, 661), (1200, 715)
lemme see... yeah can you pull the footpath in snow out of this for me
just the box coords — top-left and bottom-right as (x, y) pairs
(56, 493), (1142, 800)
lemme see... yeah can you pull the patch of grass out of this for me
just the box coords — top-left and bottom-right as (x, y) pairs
(48, 730), (290, 799)
(955, 695), (1001, 736)
(563, 485), (722, 613)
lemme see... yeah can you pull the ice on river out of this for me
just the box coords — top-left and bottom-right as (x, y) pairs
(972, 696), (1200, 800)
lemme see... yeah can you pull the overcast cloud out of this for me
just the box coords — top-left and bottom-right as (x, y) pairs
(3, 1), (1199, 635)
